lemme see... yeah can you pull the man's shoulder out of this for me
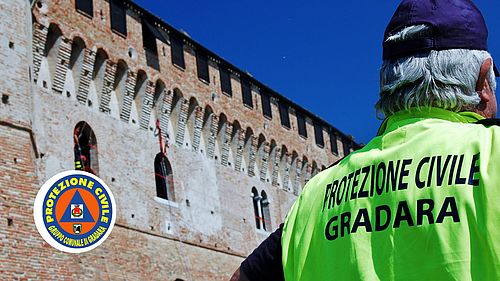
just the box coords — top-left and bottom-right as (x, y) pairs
(425, 117), (500, 137)
(321, 118), (500, 176)
(467, 118), (500, 137)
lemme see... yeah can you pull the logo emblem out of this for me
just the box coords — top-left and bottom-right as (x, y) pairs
(34, 171), (116, 253)
(73, 224), (82, 234)
(71, 204), (83, 219)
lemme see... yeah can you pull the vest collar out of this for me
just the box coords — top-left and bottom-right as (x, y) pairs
(377, 107), (485, 136)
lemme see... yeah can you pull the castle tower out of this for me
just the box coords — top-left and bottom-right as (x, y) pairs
(0, 0), (359, 280)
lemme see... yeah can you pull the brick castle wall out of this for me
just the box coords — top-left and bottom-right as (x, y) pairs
(0, 0), (357, 280)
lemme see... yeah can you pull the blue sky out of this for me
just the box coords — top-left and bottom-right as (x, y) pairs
(134, 0), (499, 144)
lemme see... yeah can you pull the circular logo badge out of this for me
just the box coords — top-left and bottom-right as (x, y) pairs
(34, 171), (116, 253)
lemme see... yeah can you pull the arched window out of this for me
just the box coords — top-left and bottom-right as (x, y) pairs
(251, 187), (261, 229)
(74, 121), (98, 175)
(261, 191), (271, 231)
(155, 153), (174, 200)
(251, 188), (272, 231)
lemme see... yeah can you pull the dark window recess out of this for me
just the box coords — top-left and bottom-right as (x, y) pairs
(155, 153), (174, 200)
(74, 121), (99, 175)
(241, 80), (253, 108)
(220, 67), (232, 96)
(279, 103), (290, 128)
(330, 132), (339, 155)
(252, 188), (260, 229)
(314, 122), (325, 147)
(75, 0), (93, 17)
(261, 92), (272, 118)
(343, 139), (352, 156)
(297, 112), (307, 137)
(170, 36), (185, 69)
(141, 19), (160, 70)
(196, 51), (209, 82)
(110, 0), (127, 36)
(142, 19), (158, 53)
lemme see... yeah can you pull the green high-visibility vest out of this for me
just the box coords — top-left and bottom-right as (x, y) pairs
(282, 107), (500, 281)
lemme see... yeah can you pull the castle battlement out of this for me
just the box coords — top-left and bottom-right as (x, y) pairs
(32, 0), (357, 170)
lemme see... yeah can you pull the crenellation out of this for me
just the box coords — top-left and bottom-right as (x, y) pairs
(41, 0), (352, 168)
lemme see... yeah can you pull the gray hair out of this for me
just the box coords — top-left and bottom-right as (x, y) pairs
(377, 25), (497, 116)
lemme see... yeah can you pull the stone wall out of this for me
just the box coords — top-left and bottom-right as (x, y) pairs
(0, 0), (357, 280)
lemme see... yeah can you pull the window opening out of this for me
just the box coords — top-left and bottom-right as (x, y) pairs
(241, 80), (253, 108)
(75, 0), (93, 17)
(314, 121), (325, 147)
(74, 121), (99, 175)
(220, 66), (232, 96)
(170, 35), (185, 69)
(154, 153), (174, 200)
(297, 111), (307, 137)
(279, 102), (290, 129)
(252, 187), (261, 229)
(196, 51), (209, 82)
(110, 0), (127, 36)
(330, 132), (338, 155)
(251, 188), (272, 231)
(261, 92), (272, 118)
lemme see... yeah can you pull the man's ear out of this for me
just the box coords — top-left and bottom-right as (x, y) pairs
(476, 58), (493, 99)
